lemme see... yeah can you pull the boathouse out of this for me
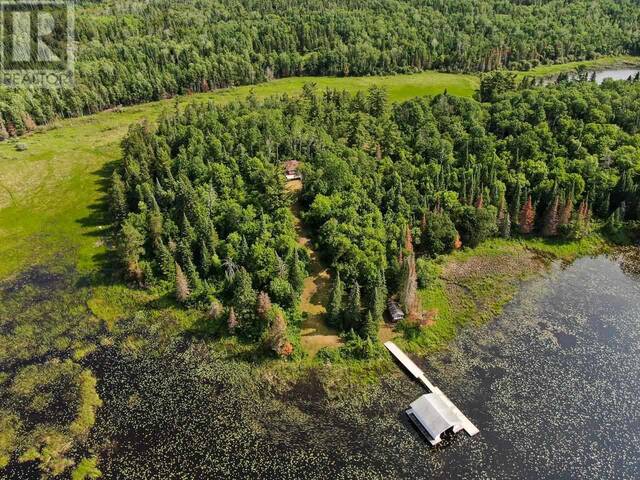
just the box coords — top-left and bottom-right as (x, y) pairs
(406, 394), (458, 446)
(384, 341), (479, 446)
(387, 300), (405, 323)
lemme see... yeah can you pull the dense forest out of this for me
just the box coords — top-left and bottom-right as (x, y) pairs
(2, 0), (640, 138)
(112, 76), (640, 354)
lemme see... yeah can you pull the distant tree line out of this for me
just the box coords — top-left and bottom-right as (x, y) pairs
(2, 0), (640, 138)
(112, 78), (640, 350)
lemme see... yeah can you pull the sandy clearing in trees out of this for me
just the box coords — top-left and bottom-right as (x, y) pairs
(287, 180), (342, 356)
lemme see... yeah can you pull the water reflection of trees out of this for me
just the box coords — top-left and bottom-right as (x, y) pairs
(618, 247), (640, 279)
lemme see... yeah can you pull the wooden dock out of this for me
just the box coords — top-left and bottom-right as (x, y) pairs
(385, 341), (479, 442)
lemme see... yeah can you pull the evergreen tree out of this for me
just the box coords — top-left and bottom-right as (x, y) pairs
(362, 311), (379, 341)
(288, 249), (305, 294)
(327, 272), (344, 328)
(499, 211), (511, 239)
(511, 182), (522, 226)
(118, 219), (145, 282)
(542, 196), (559, 237)
(109, 171), (128, 223)
(368, 272), (387, 323)
(345, 282), (362, 331)
(232, 268), (258, 335)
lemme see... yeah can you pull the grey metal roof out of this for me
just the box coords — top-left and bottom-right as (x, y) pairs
(388, 300), (404, 320)
(407, 394), (458, 445)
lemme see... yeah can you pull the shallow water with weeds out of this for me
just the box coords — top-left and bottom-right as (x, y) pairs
(87, 254), (640, 478)
(2, 254), (640, 478)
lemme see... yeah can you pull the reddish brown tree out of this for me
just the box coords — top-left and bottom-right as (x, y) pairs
(208, 299), (223, 320)
(519, 196), (536, 234)
(267, 310), (290, 357)
(578, 199), (591, 226)
(558, 195), (574, 227)
(454, 231), (462, 250)
(399, 252), (418, 318)
(175, 262), (190, 302)
(474, 192), (484, 209)
(404, 225), (414, 253)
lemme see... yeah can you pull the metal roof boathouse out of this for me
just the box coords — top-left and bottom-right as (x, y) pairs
(385, 341), (479, 446)
(407, 394), (462, 446)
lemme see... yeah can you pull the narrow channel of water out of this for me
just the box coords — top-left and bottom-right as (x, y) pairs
(543, 67), (640, 84)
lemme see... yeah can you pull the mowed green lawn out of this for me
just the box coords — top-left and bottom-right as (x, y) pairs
(0, 71), (479, 280)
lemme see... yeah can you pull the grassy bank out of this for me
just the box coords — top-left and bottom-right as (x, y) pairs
(392, 235), (608, 356)
(515, 55), (640, 80)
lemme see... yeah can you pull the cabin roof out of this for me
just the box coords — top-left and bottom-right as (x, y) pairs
(388, 300), (405, 320)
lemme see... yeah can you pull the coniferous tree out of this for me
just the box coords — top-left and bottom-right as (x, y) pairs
(208, 299), (223, 320)
(256, 292), (273, 322)
(399, 253), (418, 317)
(110, 172), (128, 223)
(497, 209), (510, 238)
(345, 282), (362, 332)
(511, 182), (522, 227)
(542, 196), (559, 237)
(288, 249), (305, 295)
(368, 272), (387, 323)
(118, 219), (145, 282)
(558, 195), (574, 227)
(362, 311), (379, 341)
(227, 307), (238, 334)
(267, 310), (292, 357)
(327, 272), (344, 328)
(232, 268), (258, 335)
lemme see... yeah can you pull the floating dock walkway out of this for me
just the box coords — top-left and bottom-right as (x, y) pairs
(385, 341), (479, 445)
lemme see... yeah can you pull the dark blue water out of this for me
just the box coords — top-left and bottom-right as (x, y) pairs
(420, 254), (640, 479)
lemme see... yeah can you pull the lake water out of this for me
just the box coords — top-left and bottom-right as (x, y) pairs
(413, 253), (640, 479)
(544, 67), (640, 85)
(67, 252), (639, 480)
(592, 68), (640, 83)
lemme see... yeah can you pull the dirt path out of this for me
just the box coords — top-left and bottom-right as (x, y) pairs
(287, 180), (341, 357)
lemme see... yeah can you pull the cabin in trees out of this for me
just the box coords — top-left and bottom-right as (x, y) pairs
(283, 160), (302, 181)
(388, 300), (405, 323)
